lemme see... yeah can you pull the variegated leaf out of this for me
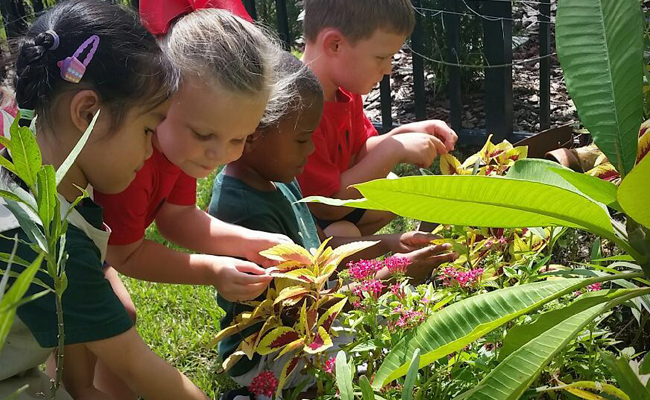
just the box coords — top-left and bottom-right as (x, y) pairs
(258, 327), (301, 355)
(260, 243), (313, 265)
(210, 316), (264, 347)
(270, 268), (316, 284)
(251, 299), (274, 320)
(222, 352), (244, 372)
(304, 326), (333, 354)
(277, 355), (302, 397)
(318, 298), (348, 333)
(240, 333), (259, 360)
(274, 337), (306, 360)
(440, 153), (462, 175)
(274, 286), (311, 306)
(325, 240), (380, 267)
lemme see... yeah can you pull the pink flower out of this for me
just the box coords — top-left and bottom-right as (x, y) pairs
(391, 309), (425, 331)
(587, 283), (602, 292)
(353, 279), (385, 299)
(348, 259), (382, 281)
(384, 256), (410, 275)
(323, 356), (336, 376)
(390, 284), (405, 299)
(441, 267), (483, 288)
(249, 371), (278, 398)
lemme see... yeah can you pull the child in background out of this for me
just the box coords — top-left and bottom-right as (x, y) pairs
(298, 0), (458, 237)
(92, 6), (293, 399)
(0, 1), (208, 399)
(209, 52), (455, 399)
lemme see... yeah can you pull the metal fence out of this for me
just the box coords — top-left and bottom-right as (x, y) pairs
(1, 0), (555, 145)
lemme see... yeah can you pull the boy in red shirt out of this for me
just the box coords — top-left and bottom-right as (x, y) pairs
(298, 0), (458, 237)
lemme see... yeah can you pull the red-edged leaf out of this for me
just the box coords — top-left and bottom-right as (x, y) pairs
(274, 286), (311, 306)
(318, 298), (347, 333)
(306, 304), (318, 331)
(440, 153), (462, 175)
(274, 337), (306, 360)
(638, 121), (650, 164)
(277, 355), (302, 397)
(209, 316), (263, 347)
(269, 268), (316, 284)
(258, 327), (300, 355)
(304, 326), (333, 354)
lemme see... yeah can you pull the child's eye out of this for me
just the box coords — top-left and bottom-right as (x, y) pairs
(193, 131), (213, 141)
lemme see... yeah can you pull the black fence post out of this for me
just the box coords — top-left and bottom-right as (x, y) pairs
(410, 0), (426, 121)
(32, 0), (45, 14)
(244, 0), (257, 20)
(380, 75), (393, 133)
(445, 0), (463, 134)
(275, 0), (291, 50)
(482, 0), (513, 142)
(0, 0), (28, 38)
(539, 0), (551, 130)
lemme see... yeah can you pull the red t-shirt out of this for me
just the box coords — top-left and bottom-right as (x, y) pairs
(297, 89), (378, 197)
(94, 147), (197, 245)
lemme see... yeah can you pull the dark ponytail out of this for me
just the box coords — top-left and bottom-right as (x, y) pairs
(10, 0), (178, 132)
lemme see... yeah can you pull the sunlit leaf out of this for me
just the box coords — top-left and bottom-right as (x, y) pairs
(257, 327), (300, 355)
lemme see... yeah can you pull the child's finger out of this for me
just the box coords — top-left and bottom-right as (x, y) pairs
(429, 136), (449, 156)
(235, 262), (271, 276)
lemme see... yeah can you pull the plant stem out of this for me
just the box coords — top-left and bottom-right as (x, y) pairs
(52, 288), (65, 398)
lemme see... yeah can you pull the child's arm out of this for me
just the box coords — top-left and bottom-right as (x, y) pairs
(155, 202), (291, 266)
(107, 238), (272, 302)
(83, 327), (208, 400)
(308, 133), (448, 221)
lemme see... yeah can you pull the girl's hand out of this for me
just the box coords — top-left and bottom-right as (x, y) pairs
(386, 231), (440, 253)
(243, 231), (293, 267)
(212, 257), (273, 302)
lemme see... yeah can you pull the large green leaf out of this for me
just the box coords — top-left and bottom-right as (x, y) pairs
(619, 155), (650, 229)
(457, 288), (650, 400)
(601, 351), (650, 399)
(36, 166), (57, 232)
(372, 274), (641, 389)
(556, 0), (643, 176)
(550, 168), (621, 212)
(335, 351), (354, 400)
(308, 175), (616, 243)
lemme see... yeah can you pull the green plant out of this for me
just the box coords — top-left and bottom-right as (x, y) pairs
(0, 113), (98, 397)
(301, 0), (650, 397)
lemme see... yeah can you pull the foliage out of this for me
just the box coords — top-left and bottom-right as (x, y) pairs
(0, 113), (98, 397)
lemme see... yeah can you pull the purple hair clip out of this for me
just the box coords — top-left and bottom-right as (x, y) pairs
(57, 35), (100, 84)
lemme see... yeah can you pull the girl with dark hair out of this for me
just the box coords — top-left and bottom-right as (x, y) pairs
(0, 1), (208, 399)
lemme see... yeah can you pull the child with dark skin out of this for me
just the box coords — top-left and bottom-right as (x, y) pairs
(209, 54), (455, 398)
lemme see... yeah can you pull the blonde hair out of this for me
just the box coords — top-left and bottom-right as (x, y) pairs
(303, 0), (415, 44)
(163, 8), (296, 126)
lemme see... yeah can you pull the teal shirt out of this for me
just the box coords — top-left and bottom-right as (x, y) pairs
(0, 198), (133, 348)
(208, 173), (320, 376)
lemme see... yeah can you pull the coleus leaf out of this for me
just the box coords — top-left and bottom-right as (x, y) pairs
(222, 352), (244, 372)
(318, 298), (348, 333)
(323, 240), (380, 267)
(269, 268), (316, 284)
(277, 355), (302, 397)
(260, 243), (313, 266)
(304, 326), (333, 354)
(274, 286), (311, 306)
(258, 327), (301, 355)
(274, 337), (306, 361)
(638, 120), (650, 164)
(209, 315), (264, 347)
(440, 154), (464, 175)
(240, 332), (259, 360)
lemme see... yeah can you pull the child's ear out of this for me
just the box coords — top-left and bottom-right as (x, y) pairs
(243, 131), (263, 154)
(69, 90), (101, 133)
(321, 28), (345, 57)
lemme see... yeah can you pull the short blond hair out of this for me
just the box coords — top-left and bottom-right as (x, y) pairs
(303, 0), (415, 43)
(163, 9), (295, 127)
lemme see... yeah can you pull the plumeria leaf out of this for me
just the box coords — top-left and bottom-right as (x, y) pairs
(318, 298), (347, 333)
(258, 327), (301, 355)
(304, 326), (333, 354)
(260, 243), (313, 265)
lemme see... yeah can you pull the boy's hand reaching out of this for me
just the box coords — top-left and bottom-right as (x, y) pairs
(212, 256), (273, 302)
(394, 120), (458, 152)
(390, 132), (449, 168)
(398, 243), (457, 283)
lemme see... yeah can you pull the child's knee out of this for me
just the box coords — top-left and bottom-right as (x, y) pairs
(323, 221), (361, 238)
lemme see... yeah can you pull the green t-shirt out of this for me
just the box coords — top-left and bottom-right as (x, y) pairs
(0, 198), (133, 349)
(208, 173), (320, 376)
